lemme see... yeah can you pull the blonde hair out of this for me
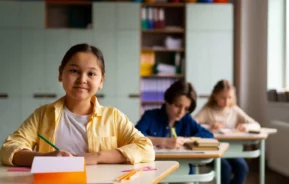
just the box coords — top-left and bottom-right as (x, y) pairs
(205, 80), (237, 108)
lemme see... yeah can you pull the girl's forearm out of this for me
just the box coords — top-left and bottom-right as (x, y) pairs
(13, 149), (45, 167)
(80, 150), (127, 165)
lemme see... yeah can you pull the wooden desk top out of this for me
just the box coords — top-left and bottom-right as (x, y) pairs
(0, 161), (179, 184)
(260, 127), (277, 135)
(214, 133), (268, 141)
(155, 143), (229, 159)
(214, 127), (277, 141)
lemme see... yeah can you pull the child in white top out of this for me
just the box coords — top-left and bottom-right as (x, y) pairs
(194, 80), (260, 184)
(194, 80), (260, 132)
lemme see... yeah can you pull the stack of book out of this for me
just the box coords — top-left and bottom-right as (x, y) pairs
(184, 138), (220, 151)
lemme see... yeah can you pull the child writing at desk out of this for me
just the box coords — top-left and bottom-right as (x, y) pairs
(1, 43), (155, 167)
(135, 80), (214, 172)
(194, 79), (260, 184)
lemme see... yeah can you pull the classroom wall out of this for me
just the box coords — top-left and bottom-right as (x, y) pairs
(238, 0), (289, 177)
(267, 103), (289, 177)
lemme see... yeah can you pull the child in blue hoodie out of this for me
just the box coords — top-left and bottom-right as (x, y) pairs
(135, 80), (234, 184)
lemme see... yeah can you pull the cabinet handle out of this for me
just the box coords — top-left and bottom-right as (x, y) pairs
(95, 94), (105, 98)
(128, 94), (140, 98)
(198, 94), (210, 98)
(33, 93), (57, 99)
(0, 93), (8, 99)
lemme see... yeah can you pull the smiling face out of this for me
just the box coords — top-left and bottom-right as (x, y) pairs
(59, 52), (105, 101)
(166, 95), (191, 122)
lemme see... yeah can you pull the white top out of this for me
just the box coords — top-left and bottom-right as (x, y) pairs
(0, 161), (179, 184)
(194, 105), (261, 131)
(55, 106), (89, 155)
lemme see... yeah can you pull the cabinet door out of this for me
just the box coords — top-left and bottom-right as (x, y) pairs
(186, 32), (233, 95)
(186, 32), (212, 95)
(21, 30), (45, 96)
(93, 3), (116, 30)
(93, 31), (117, 97)
(0, 2), (21, 28)
(116, 98), (140, 125)
(20, 97), (46, 123)
(186, 4), (233, 31)
(21, 2), (44, 28)
(44, 30), (69, 96)
(116, 3), (140, 30)
(68, 30), (93, 46)
(186, 4), (233, 97)
(192, 98), (207, 116)
(0, 97), (21, 144)
(97, 96), (118, 107)
(0, 30), (21, 96)
(116, 31), (140, 96)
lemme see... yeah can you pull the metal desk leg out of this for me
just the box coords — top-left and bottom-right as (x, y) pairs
(260, 139), (265, 184)
(194, 165), (199, 184)
(215, 158), (221, 184)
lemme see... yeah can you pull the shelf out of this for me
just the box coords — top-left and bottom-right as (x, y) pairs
(142, 48), (185, 52)
(142, 101), (165, 105)
(46, 1), (92, 6)
(141, 74), (184, 78)
(46, 1), (92, 29)
(142, 3), (185, 7)
(142, 29), (184, 33)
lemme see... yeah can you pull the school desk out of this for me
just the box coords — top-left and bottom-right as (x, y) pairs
(214, 127), (277, 184)
(155, 143), (229, 184)
(0, 161), (179, 184)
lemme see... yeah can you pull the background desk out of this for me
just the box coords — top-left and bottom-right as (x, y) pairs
(0, 161), (179, 184)
(155, 143), (229, 184)
(215, 128), (277, 184)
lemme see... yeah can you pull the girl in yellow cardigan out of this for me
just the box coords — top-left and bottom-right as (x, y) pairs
(1, 43), (155, 166)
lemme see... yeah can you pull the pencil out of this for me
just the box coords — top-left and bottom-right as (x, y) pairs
(37, 133), (59, 151)
(171, 128), (177, 138)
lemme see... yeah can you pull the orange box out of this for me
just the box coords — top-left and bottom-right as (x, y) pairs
(31, 157), (86, 184)
(34, 168), (86, 184)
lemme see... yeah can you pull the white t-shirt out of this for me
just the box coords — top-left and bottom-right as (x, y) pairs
(55, 106), (89, 155)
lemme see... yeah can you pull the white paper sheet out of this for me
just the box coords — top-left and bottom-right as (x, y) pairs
(31, 156), (85, 173)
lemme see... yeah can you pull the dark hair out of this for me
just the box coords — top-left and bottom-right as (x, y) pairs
(206, 80), (236, 107)
(164, 79), (197, 113)
(59, 43), (105, 76)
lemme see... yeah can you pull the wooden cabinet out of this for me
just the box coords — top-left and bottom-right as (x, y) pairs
(0, 29), (21, 96)
(116, 3), (140, 30)
(21, 2), (45, 28)
(0, 97), (21, 144)
(92, 3), (140, 123)
(20, 30), (45, 96)
(140, 3), (186, 114)
(44, 30), (69, 96)
(93, 3), (116, 30)
(93, 30), (117, 97)
(116, 31), (140, 96)
(0, 2), (21, 28)
(186, 4), (233, 115)
(0, 1), (233, 130)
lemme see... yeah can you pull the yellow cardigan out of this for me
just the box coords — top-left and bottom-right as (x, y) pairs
(1, 96), (155, 166)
